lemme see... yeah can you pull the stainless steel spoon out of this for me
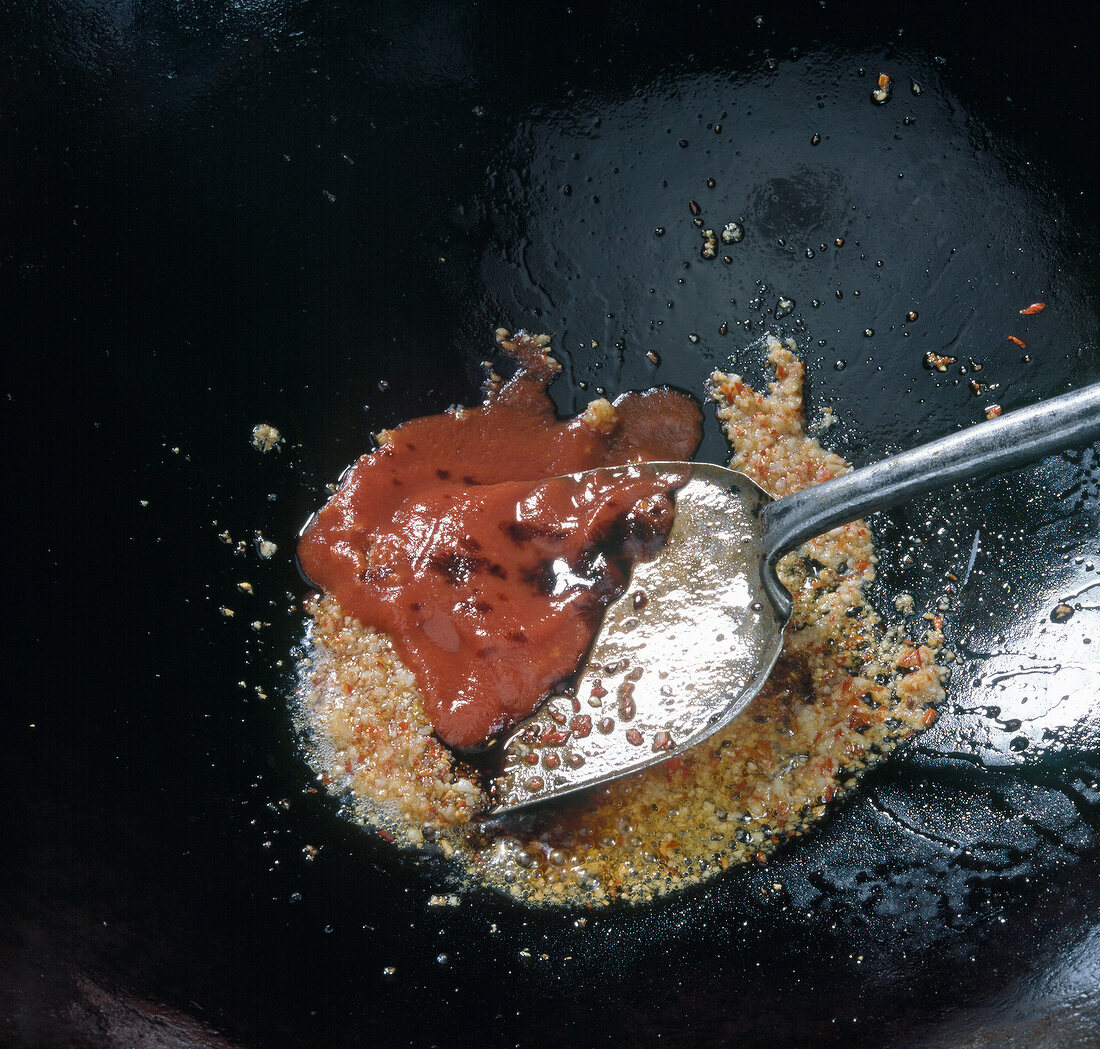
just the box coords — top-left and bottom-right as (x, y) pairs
(487, 381), (1100, 816)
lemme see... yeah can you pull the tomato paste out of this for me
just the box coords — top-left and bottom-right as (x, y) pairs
(298, 331), (701, 748)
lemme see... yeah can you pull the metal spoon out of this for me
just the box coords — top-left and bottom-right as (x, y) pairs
(487, 381), (1100, 816)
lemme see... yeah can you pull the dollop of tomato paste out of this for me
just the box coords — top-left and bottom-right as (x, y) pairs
(298, 331), (702, 748)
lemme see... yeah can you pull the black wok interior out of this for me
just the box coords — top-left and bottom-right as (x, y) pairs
(4, 2), (1099, 1046)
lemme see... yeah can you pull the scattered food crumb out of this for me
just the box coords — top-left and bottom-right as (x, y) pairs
(924, 351), (956, 372)
(894, 592), (915, 614)
(721, 221), (744, 244)
(251, 423), (283, 453)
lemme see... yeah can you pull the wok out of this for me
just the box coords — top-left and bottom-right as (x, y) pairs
(3, 1), (1099, 1047)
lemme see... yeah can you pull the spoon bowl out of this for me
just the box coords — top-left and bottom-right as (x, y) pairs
(487, 380), (1100, 815)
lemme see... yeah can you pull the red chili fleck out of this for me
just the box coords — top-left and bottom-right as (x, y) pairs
(847, 708), (874, 731)
(1007, 335), (1027, 348)
(540, 727), (571, 746)
(1019, 302), (1046, 315)
(984, 403), (1003, 419)
(625, 728), (644, 746)
(922, 708), (938, 727)
(689, 199), (701, 216)
(651, 730), (675, 752)
(898, 646), (923, 669)
(378, 829), (395, 843)
(570, 714), (593, 738)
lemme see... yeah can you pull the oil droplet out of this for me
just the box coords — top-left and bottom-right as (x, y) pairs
(577, 869), (600, 890)
(834, 360), (847, 371)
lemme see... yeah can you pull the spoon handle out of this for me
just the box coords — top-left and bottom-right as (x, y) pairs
(758, 382), (1100, 619)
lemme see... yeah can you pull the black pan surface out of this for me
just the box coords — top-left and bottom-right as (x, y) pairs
(3, 2), (1099, 1047)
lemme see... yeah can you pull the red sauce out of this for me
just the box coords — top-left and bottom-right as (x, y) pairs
(298, 332), (702, 748)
